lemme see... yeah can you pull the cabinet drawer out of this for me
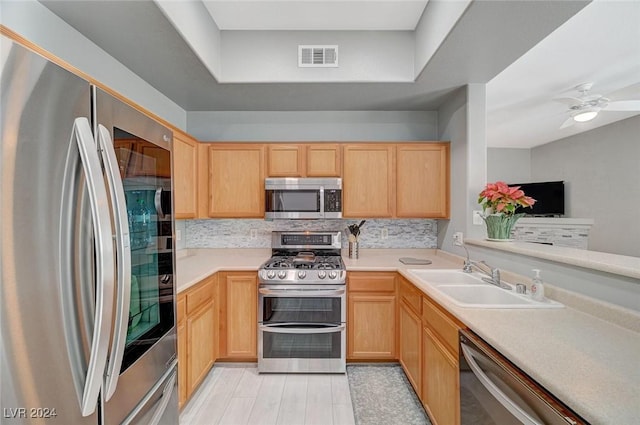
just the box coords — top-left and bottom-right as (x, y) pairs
(349, 272), (396, 292)
(400, 278), (422, 314)
(422, 296), (461, 356)
(177, 295), (186, 325)
(186, 279), (213, 314)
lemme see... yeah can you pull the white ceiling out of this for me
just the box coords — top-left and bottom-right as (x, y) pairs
(486, 0), (640, 148)
(36, 0), (640, 149)
(203, 0), (429, 31)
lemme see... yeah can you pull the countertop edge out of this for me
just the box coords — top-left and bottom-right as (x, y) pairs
(465, 239), (640, 279)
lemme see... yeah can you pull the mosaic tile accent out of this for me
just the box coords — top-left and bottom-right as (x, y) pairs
(183, 218), (438, 249)
(512, 224), (590, 249)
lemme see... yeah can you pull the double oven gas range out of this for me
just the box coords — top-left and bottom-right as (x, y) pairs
(258, 231), (347, 373)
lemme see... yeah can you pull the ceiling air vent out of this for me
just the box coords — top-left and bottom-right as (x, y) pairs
(298, 45), (338, 68)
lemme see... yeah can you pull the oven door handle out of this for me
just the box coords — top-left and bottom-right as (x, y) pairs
(259, 288), (345, 297)
(260, 324), (345, 334)
(461, 343), (543, 425)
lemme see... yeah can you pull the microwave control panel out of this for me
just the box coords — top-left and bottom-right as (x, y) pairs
(324, 189), (342, 212)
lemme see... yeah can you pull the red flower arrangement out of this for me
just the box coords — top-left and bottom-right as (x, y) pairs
(478, 181), (536, 216)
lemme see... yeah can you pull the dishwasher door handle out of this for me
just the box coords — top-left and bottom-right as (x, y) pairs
(461, 343), (543, 425)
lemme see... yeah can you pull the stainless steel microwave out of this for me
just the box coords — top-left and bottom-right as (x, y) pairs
(265, 177), (342, 219)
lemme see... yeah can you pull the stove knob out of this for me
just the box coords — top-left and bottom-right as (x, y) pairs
(297, 271), (306, 279)
(318, 270), (327, 279)
(328, 271), (338, 279)
(266, 270), (276, 279)
(277, 270), (287, 279)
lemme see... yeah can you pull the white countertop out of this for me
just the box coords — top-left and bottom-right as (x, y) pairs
(466, 238), (640, 279)
(175, 248), (640, 425)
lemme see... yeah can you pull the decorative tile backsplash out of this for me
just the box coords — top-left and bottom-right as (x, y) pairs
(183, 219), (438, 249)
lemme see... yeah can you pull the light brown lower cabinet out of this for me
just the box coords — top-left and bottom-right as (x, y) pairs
(347, 272), (397, 360)
(177, 274), (217, 408)
(422, 326), (459, 425)
(420, 296), (463, 425)
(218, 271), (258, 359)
(399, 300), (422, 397)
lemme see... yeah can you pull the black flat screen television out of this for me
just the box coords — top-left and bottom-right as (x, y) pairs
(508, 181), (565, 216)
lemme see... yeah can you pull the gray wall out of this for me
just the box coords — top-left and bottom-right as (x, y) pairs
(487, 148), (531, 183)
(437, 87), (467, 253)
(220, 31), (414, 82)
(187, 110), (438, 141)
(437, 84), (487, 254)
(531, 116), (640, 257)
(1, 0), (187, 129)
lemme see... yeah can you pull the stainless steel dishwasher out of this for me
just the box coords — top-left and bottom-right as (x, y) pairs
(459, 330), (588, 425)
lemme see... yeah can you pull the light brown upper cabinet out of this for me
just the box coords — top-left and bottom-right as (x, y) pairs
(306, 144), (341, 176)
(342, 144), (395, 217)
(205, 144), (265, 218)
(173, 132), (199, 219)
(266, 143), (341, 177)
(396, 143), (450, 218)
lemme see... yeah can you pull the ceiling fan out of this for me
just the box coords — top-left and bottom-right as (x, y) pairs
(553, 82), (640, 129)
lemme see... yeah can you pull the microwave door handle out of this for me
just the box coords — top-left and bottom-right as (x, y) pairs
(97, 124), (132, 400)
(461, 343), (543, 425)
(319, 186), (325, 218)
(71, 118), (116, 416)
(260, 324), (345, 334)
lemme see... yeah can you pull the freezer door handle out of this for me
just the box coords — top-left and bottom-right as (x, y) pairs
(98, 124), (132, 400)
(72, 118), (116, 416)
(148, 371), (177, 425)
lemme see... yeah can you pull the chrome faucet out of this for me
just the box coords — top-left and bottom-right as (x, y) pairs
(463, 260), (511, 290)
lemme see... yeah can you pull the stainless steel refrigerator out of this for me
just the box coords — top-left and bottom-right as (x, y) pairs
(1, 34), (179, 424)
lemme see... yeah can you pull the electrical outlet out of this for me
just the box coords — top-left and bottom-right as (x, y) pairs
(176, 230), (182, 241)
(250, 229), (258, 239)
(473, 210), (484, 225)
(381, 228), (389, 240)
(453, 232), (464, 246)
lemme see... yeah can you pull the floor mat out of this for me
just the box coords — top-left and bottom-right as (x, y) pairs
(347, 365), (431, 425)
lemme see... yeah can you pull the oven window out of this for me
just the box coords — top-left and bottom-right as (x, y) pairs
(266, 190), (320, 212)
(263, 297), (341, 323)
(263, 327), (342, 359)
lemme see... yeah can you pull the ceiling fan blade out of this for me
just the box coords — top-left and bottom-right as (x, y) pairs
(604, 83), (640, 101)
(559, 117), (575, 129)
(553, 96), (583, 105)
(605, 100), (640, 111)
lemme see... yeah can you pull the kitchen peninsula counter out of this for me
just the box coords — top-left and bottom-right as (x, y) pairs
(175, 247), (640, 424)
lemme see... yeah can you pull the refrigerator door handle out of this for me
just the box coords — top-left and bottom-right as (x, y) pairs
(98, 124), (132, 400)
(72, 117), (116, 416)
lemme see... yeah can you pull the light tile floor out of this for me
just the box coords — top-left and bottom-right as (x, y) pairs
(180, 365), (356, 425)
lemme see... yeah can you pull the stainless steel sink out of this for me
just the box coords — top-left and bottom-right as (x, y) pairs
(406, 269), (564, 309)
